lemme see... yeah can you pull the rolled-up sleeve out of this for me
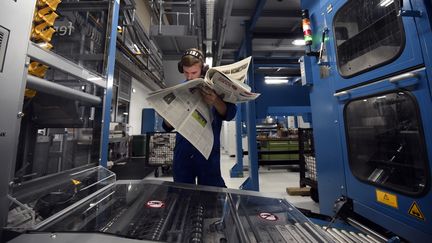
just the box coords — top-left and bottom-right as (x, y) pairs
(223, 102), (237, 121)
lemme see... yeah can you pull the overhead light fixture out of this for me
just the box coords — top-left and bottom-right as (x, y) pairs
(379, 0), (394, 7)
(265, 76), (289, 85)
(292, 39), (306, 46)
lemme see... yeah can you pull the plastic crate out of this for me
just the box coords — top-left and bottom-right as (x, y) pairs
(304, 155), (317, 182)
(146, 132), (176, 167)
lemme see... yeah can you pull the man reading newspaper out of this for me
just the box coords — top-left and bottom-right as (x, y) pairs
(146, 48), (259, 187)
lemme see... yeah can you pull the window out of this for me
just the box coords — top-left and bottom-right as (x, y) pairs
(345, 91), (429, 195)
(334, 0), (404, 77)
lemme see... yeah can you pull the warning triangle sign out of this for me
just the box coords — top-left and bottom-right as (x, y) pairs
(408, 201), (425, 221)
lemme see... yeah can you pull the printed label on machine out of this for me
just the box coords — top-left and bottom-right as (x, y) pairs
(376, 189), (398, 208)
(408, 201), (425, 221)
(146, 200), (165, 208)
(258, 212), (279, 221)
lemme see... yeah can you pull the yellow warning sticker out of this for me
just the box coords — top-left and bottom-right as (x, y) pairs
(376, 189), (398, 208)
(408, 201), (425, 221)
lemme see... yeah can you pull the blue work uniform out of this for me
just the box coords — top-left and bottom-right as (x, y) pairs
(163, 102), (237, 187)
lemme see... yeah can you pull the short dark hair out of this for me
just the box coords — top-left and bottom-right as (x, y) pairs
(181, 53), (203, 67)
(178, 48), (205, 73)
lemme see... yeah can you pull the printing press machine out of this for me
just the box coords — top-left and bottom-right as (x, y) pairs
(2, 0), (429, 242)
(4, 168), (386, 243)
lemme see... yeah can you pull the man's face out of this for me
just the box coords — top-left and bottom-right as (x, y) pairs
(183, 63), (202, 80)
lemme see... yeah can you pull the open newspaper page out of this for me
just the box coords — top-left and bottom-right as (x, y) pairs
(146, 79), (214, 159)
(205, 56), (260, 103)
(146, 56), (260, 159)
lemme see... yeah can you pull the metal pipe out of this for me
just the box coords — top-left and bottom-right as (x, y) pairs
(27, 75), (102, 105)
(346, 217), (387, 242)
(158, 0), (163, 34)
(357, 233), (378, 243)
(349, 231), (369, 243)
(195, 0), (202, 50)
(216, 0), (233, 65)
(304, 222), (327, 242)
(188, 0), (192, 33)
(295, 223), (318, 243)
(331, 228), (355, 243)
(322, 227), (345, 243)
(163, 1), (195, 5)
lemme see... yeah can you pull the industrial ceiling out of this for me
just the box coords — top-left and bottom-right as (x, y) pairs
(150, 0), (303, 76)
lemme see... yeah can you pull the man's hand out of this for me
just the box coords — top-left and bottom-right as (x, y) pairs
(199, 87), (227, 117)
(199, 87), (220, 105)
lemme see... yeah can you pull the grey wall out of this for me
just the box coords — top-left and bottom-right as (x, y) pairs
(129, 78), (153, 135)
(163, 60), (186, 87)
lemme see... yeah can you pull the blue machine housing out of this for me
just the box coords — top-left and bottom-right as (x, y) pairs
(301, 0), (432, 241)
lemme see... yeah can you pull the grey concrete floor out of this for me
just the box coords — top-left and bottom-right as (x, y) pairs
(144, 153), (319, 213)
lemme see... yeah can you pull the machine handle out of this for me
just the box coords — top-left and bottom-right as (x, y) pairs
(388, 72), (419, 83)
(318, 27), (329, 64)
(333, 91), (349, 97)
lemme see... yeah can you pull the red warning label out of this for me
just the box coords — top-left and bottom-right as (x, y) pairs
(258, 212), (278, 221)
(146, 200), (165, 208)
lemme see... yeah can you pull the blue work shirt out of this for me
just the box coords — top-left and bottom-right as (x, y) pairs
(163, 102), (237, 187)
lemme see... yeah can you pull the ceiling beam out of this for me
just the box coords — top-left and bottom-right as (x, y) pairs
(237, 0), (267, 58)
(248, 0), (267, 33)
(254, 57), (300, 65)
(215, 0), (234, 66)
(231, 9), (301, 18)
(252, 30), (303, 39)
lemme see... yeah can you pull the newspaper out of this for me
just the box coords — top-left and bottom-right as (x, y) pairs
(146, 56), (259, 159)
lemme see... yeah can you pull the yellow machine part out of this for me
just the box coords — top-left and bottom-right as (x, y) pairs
(28, 61), (49, 78)
(36, 42), (53, 50)
(37, 0), (61, 11)
(31, 22), (56, 42)
(34, 6), (59, 26)
(25, 89), (37, 98)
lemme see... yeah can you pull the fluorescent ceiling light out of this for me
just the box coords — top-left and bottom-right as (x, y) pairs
(292, 39), (306, 46)
(265, 79), (289, 84)
(265, 76), (289, 84)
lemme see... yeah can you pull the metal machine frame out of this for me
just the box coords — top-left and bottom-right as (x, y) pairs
(0, 0), (119, 233)
(301, 0), (432, 241)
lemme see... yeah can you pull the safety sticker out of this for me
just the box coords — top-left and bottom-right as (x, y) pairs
(408, 201), (425, 221)
(376, 189), (398, 208)
(146, 200), (165, 208)
(258, 212), (278, 221)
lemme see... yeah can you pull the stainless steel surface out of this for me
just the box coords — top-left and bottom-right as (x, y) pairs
(295, 222), (319, 243)
(0, 0), (37, 230)
(8, 232), (155, 243)
(8, 180), (335, 242)
(334, 67), (426, 95)
(27, 42), (107, 88)
(346, 217), (387, 242)
(331, 228), (355, 243)
(388, 72), (418, 83)
(27, 75), (101, 105)
(333, 91), (348, 97)
(323, 227), (344, 243)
